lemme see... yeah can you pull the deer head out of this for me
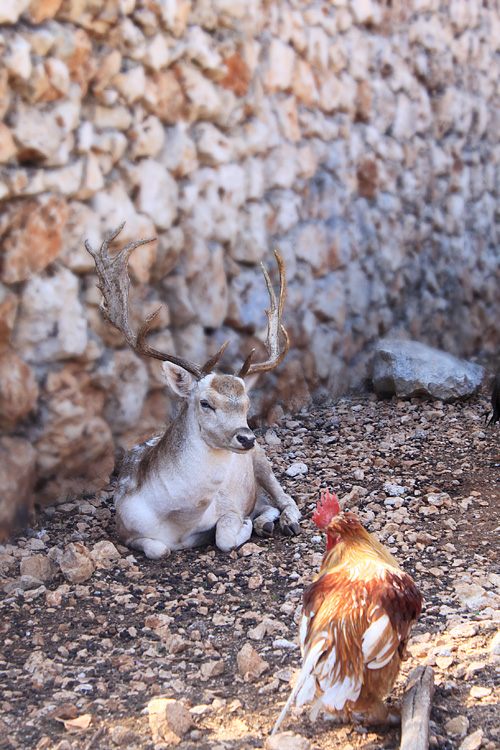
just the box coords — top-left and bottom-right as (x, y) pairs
(85, 224), (290, 452)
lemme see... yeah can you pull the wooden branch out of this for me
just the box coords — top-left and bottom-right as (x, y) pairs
(400, 665), (435, 750)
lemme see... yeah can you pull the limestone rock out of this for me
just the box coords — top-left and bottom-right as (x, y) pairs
(24, 0), (63, 23)
(0, 350), (39, 427)
(265, 733), (311, 750)
(459, 729), (484, 750)
(99, 350), (150, 435)
(233, 204), (268, 265)
(489, 630), (500, 656)
(13, 267), (87, 362)
(0, 122), (16, 163)
(193, 122), (232, 165)
(0, 0), (30, 23)
(176, 62), (222, 122)
(0, 194), (68, 284)
(236, 643), (269, 680)
(148, 698), (193, 744)
(200, 659), (225, 680)
(59, 202), (102, 274)
(34, 367), (114, 504)
(372, 339), (483, 401)
(128, 114), (165, 160)
(60, 542), (95, 583)
(20, 554), (55, 582)
(90, 540), (121, 569)
(91, 185), (157, 284)
(132, 159), (179, 231)
(11, 106), (63, 161)
(265, 39), (295, 92)
(0, 436), (36, 540)
(189, 245), (228, 329)
(145, 70), (185, 125)
(445, 716), (469, 737)
(0, 287), (18, 351)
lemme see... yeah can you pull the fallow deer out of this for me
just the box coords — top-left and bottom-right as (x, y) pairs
(86, 224), (301, 559)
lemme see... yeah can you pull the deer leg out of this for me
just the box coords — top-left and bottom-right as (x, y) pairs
(252, 447), (301, 536)
(253, 504), (279, 537)
(215, 513), (253, 552)
(128, 537), (171, 560)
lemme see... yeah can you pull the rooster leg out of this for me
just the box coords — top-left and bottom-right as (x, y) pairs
(350, 695), (400, 726)
(311, 700), (350, 724)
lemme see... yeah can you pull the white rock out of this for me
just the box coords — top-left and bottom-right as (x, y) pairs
(13, 267), (88, 363)
(265, 39), (295, 92)
(489, 630), (500, 655)
(11, 106), (62, 160)
(60, 542), (95, 583)
(44, 161), (84, 196)
(74, 152), (104, 199)
(233, 204), (269, 264)
(186, 26), (223, 70)
(160, 124), (198, 177)
(19, 554), (54, 582)
(129, 115), (164, 159)
(4, 33), (32, 80)
(350, 0), (375, 24)
(264, 143), (297, 190)
(91, 105), (132, 131)
(100, 350), (149, 434)
(445, 716), (469, 737)
(265, 732), (311, 750)
(148, 697), (193, 743)
(45, 57), (70, 97)
(177, 63), (222, 121)
(90, 541), (121, 569)
(237, 643), (269, 679)
(200, 659), (225, 680)
(373, 340), (483, 401)
(133, 159), (179, 230)
(459, 729), (484, 750)
(285, 462), (308, 477)
(194, 122), (232, 165)
(143, 34), (171, 70)
(0, 0), (30, 23)
(189, 245), (228, 328)
(113, 65), (146, 105)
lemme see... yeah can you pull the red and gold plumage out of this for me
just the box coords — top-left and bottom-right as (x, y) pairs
(272, 490), (422, 733)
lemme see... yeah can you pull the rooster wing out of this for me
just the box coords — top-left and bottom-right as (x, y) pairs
(297, 566), (420, 714)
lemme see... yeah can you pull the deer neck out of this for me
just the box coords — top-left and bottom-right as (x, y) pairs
(157, 401), (231, 479)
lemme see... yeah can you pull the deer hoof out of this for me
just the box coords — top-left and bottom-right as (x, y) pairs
(141, 539), (170, 559)
(260, 521), (274, 537)
(282, 521), (301, 537)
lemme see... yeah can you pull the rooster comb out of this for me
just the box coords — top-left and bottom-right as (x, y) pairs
(312, 488), (340, 529)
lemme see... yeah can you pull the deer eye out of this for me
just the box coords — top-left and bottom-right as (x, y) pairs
(200, 399), (214, 411)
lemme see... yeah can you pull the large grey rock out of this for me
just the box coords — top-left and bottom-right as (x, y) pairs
(372, 339), (483, 401)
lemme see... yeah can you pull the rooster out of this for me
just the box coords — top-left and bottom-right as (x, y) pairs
(272, 489), (422, 734)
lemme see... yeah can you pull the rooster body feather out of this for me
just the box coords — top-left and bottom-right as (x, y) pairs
(272, 492), (422, 734)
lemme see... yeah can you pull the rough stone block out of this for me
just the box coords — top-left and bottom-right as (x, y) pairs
(373, 339), (484, 401)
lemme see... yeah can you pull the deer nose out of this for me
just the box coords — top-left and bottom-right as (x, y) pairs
(236, 431), (255, 450)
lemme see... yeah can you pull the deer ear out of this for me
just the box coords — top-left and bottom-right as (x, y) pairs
(162, 362), (196, 397)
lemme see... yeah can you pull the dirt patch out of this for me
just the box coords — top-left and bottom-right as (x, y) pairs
(1, 391), (499, 750)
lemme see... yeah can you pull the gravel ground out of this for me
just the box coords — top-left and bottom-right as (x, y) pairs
(1, 389), (499, 750)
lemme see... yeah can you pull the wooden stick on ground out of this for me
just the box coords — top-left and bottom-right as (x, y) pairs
(400, 665), (435, 750)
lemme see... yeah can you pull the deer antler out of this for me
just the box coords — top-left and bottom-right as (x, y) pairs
(85, 223), (228, 380)
(238, 251), (290, 378)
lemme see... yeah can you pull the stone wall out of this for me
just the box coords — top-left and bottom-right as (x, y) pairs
(1, 0), (500, 514)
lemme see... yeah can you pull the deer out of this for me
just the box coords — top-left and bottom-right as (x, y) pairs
(85, 224), (301, 559)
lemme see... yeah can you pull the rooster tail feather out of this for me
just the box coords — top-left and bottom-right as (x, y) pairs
(270, 638), (326, 736)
